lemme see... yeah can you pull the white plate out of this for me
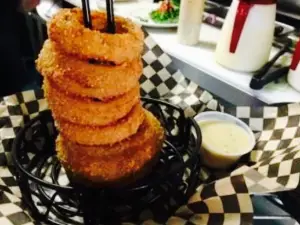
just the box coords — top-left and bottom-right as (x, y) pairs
(129, 3), (178, 28)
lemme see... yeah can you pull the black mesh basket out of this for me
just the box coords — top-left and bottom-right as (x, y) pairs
(12, 97), (202, 225)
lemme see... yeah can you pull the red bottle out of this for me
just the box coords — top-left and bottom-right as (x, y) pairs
(288, 39), (300, 92)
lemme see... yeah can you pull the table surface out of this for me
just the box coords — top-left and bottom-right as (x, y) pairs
(37, 1), (300, 224)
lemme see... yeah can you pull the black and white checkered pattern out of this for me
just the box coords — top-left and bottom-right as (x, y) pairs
(168, 175), (253, 225)
(0, 167), (32, 225)
(0, 191), (33, 225)
(231, 166), (287, 193)
(142, 31), (220, 117)
(253, 147), (300, 190)
(229, 145), (300, 193)
(223, 104), (300, 194)
(226, 104), (300, 163)
(0, 90), (48, 166)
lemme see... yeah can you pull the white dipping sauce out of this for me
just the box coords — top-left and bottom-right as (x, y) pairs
(194, 111), (255, 169)
(198, 120), (253, 169)
(199, 120), (250, 154)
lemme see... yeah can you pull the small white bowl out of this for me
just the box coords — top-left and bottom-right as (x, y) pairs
(194, 111), (256, 169)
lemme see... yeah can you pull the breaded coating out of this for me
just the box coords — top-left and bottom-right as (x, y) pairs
(37, 40), (142, 100)
(44, 78), (140, 126)
(48, 8), (144, 64)
(56, 103), (145, 145)
(56, 110), (164, 186)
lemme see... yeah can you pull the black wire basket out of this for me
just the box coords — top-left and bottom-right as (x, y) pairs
(12, 97), (202, 225)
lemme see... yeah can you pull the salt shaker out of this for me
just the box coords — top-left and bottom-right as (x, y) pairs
(177, 0), (206, 45)
(215, 0), (276, 72)
(288, 39), (300, 92)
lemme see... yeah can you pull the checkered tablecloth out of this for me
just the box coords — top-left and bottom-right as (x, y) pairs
(0, 30), (300, 225)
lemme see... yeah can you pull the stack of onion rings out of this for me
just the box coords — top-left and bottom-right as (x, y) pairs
(36, 8), (164, 186)
(57, 111), (164, 185)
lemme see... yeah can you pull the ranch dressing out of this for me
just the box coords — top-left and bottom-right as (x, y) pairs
(200, 120), (250, 154)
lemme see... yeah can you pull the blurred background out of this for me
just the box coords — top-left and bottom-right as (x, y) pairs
(3, 0), (300, 97)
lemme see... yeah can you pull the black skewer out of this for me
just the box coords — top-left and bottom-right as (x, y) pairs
(106, 0), (116, 33)
(81, 0), (92, 29)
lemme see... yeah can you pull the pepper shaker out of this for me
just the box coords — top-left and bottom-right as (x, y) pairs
(177, 0), (206, 45)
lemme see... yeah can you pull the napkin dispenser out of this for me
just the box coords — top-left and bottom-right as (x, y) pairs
(215, 0), (277, 72)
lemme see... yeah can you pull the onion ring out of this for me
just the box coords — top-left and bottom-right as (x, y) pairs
(48, 8), (144, 64)
(48, 74), (140, 101)
(44, 78), (140, 126)
(56, 103), (145, 145)
(37, 40), (142, 91)
(36, 40), (142, 100)
(56, 110), (164, 185)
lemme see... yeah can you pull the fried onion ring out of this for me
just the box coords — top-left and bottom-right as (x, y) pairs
(44, 78), (140, 126)
(56, 103), (145, 145)
(47, 74), (140, 100)
(56, 110), (164, 185)
(48, 8), (144, 64)
(36, 40), (142, 93)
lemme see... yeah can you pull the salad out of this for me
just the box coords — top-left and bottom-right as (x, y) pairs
(149, 0), (179, 24)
